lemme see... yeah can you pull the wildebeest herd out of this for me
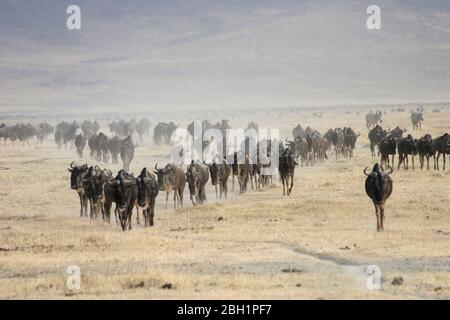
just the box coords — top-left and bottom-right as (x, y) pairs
(2, 110), (449, 233)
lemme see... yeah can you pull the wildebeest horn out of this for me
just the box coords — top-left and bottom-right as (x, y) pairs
(363, 167), (370, 176)
(155, 163), (159, 170)
(70, 161), (75, 169)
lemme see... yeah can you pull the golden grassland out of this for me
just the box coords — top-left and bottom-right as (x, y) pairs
(0, 106), (449, 299)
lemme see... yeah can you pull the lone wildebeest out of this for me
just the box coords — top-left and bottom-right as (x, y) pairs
(136, 168), (159, 227)
(186, 162), (209, 206)
(364, 164), (393, 232)
(68, 162), (89, 217)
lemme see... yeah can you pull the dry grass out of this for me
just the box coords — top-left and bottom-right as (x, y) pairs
(0, 105), (449, 299)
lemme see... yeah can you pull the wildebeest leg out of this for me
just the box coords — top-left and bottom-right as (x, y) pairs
(232, 175), (235, 192)
(443, 153), (446, 170)
(281, 176), (286, 195)
(78, 192), (84, 217)
(288, 175), (294, 195)
(412, 155), (415, 170)
(136, 207), (140, 225)
(379, 204), (385, 231)
(397, 154), (402, 170)
(179, 188), (184, 208)
(165, 191), (169, 209)
(374, 203), (381, 232)
(150, 198), (155, 226)
(215, 184), (218, 200)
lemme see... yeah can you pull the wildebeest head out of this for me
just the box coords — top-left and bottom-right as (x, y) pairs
(109, 170), (135, 215)
(68, 161), (88, 190)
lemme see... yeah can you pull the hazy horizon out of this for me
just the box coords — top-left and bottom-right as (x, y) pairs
(1, 0), (450, 112)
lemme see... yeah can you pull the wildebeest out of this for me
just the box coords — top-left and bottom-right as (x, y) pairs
(411, 109), (424, 130)
(285, 137), (310, 166)
(368, 125), (387, 157)
(88, 133), (109, 163)
(62, 122), (79, 148)
(120, 136), (135, 171)
(136, 168), (159, 227)
(292, 124), (306, 140)
(432, 133), (450, 170)
(68, 162), (89, 217)
(82, 166), (111, 219)
(279, 147), (298, 195)
(416, 134), (433, 170)
(216, 159), (231, 199)
(397, 134), (417, 170)
(136, 119), (151, 144)
(205, 161), (219, 199)
(0, 125), (17, 144)
(74, 134), (86, 158)
(186, 162), (209, 205)
(81, 120), (99, 139)
(107, 136), (121, 164)
(109, 120), (136, 138)
(365, 111), (383, 129)
(378, 127), (406, 169)
(237, 153), (251, 194)
(364, 164), (393, 232)
(35, 122), (54, 144)
(342, 127), (359, 158)
(105, 170), (137, 231)
(153, 122), (177, 145)
(154, 163), (186, 209)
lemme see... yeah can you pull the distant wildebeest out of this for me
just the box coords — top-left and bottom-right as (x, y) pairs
(74, 134), (86, 158)
(68, 162), (89, 217)
(105, 170), (137, 231)
(35, 122), (54, 144)
(136, 168), (159, 227)
(120, 136), (135, 171)
(107, 136), (121, 164)
(365, 111), (383, 129)
(292, 124), (306, 140)
(364, 164), (393, 232)
(62, 122), (79, 148)
(432, 133), (450, 170)
(368, 125), (388, 157)
(286, 136), (310, 166)
(153, 122), (177, 145)
(397, 134), (417, 170)
(279, 147), (298, 196)
(411, 109), (424, 130)
(186, 162), (209, 205)
(88, 132), (109, 163)
(416, 134), (433, 170)
(136, 119), (151, 144)
(81, 120), (99, 139)
(0, 125), (17, 144)
(109, 120), (136, 138)
(154, 163), (186, 209)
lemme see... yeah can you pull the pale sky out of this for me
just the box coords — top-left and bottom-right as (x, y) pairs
(1, 0), (450, 112)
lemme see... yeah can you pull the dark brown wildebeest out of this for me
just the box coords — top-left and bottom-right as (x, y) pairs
(105, 170), (137, 231)
(82, 166), (111, 220)
(378, 127), (406, 169)
(154, 163), (186, 209)
(68, 162), (89, 217)
(186, 162), (209, 205)
(364, 164), (393, 232)
(136, 168), (159, 227)
(279, 147), (298, 196)
(74, 134), (86, 158)
(368, 125), (388, 157)
(416, 134), (433, 170)
(411, 109), (424, 130)
(397, 134), (417, 170)
(432, 133), (450, 170)
(342, 127), (359, 158)
(292, 124), (305, 140)
(365, 111), (383, 129)
(205, 161), (219, 199)
(216, 159), (231, 199)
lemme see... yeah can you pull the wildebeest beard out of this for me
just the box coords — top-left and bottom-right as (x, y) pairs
(372, 164), (384, 203)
